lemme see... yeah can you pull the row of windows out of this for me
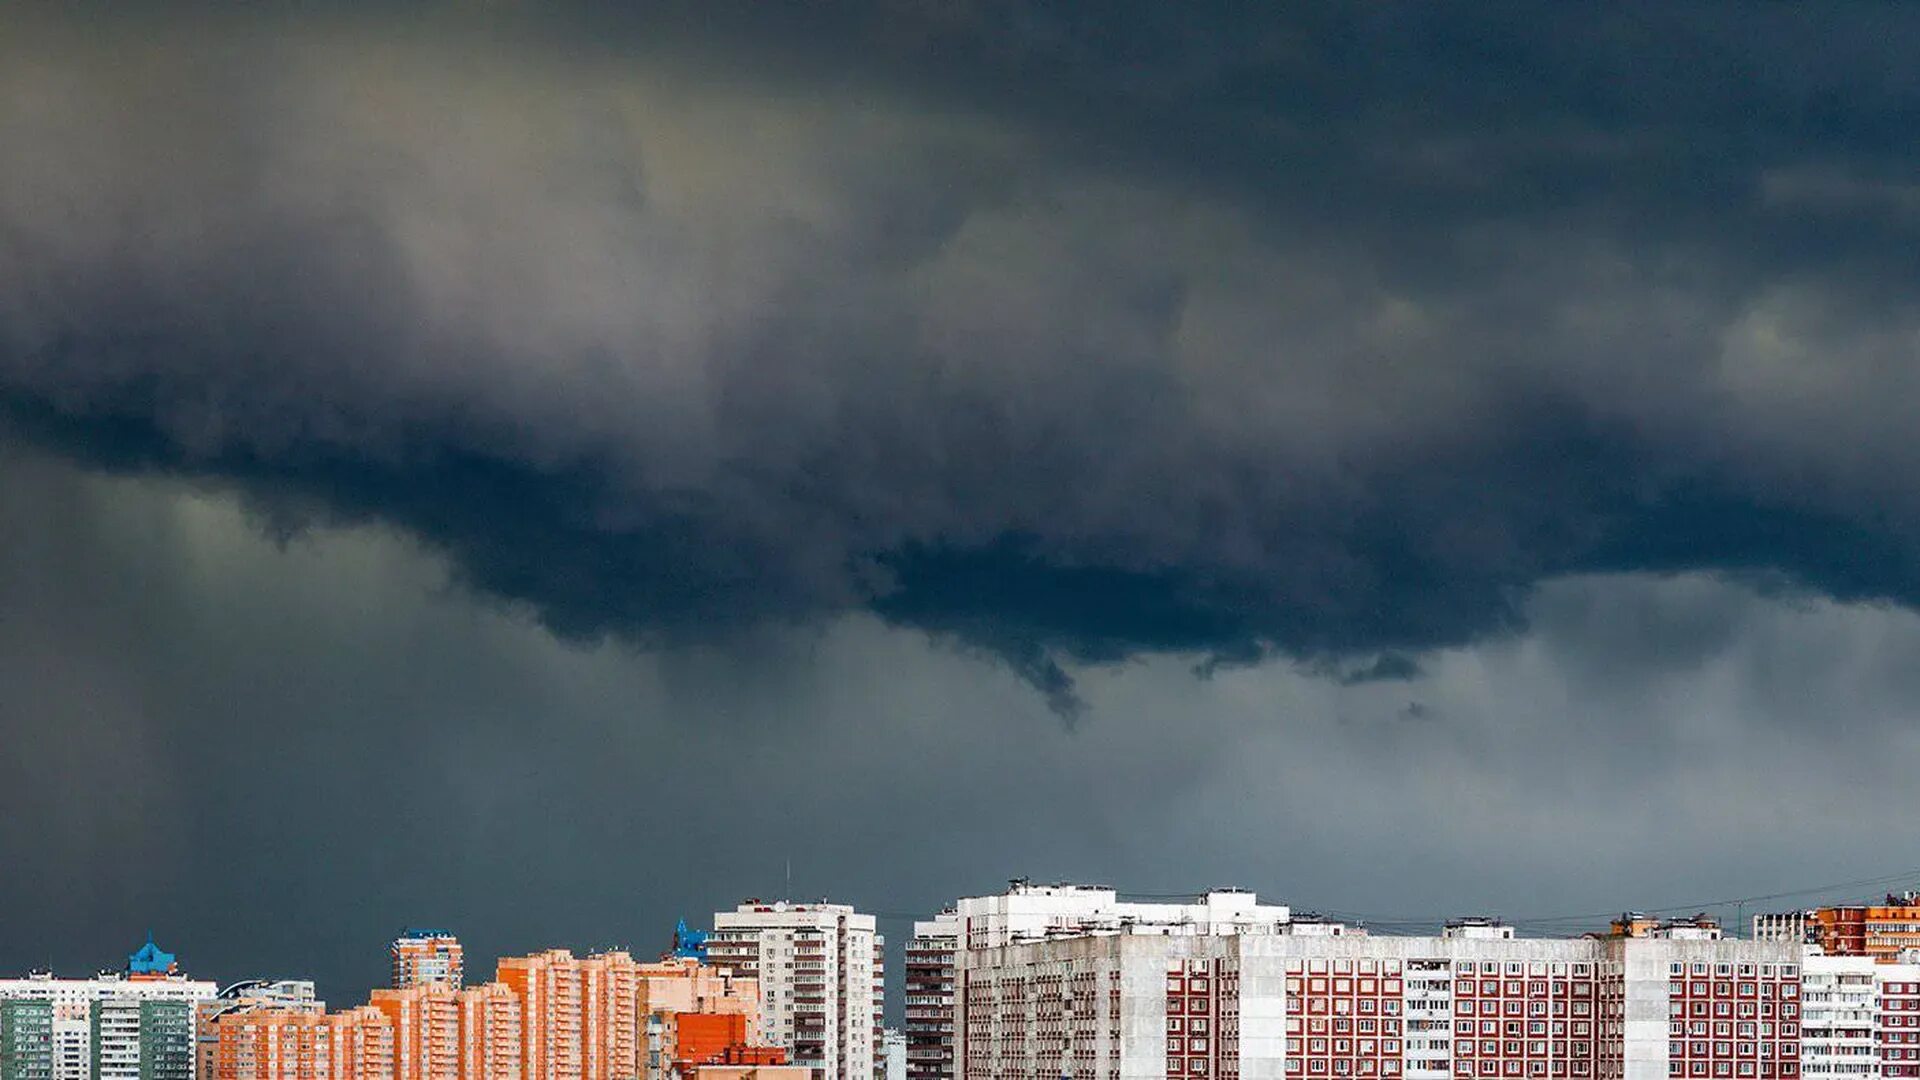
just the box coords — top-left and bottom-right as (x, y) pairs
(1290, 978), (1403, 996)
(1672, 983), (1797, 999)
(1669, 965), (1798, 979)
(1669, 1040), (1798, 1058)
(1455, 1001), (1594, 1017)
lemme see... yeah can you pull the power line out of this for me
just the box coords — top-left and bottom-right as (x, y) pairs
(1301, 866), (1920, 937)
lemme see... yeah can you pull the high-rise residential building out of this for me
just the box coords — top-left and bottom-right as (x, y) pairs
(707, 901), (882, 1080)
(452, 984), (520, 1080)
(1756, 894), (1920, 961)
(324, 1008), (393, 1080)
(197, 982), (324, 1080)
(494, 953), (581, 1080)
(902, 912), (956, 1080)
(0, 939), (216, 1080)
(935, 883), (1290, 1080)
(1879, 962), (1920, 1078)
(950, 892), (1817, 1080)
(1801, 953), (1876, 1078)
(488, 949), (773, 1080)
(575, 954), (638, 1080)
(1, 999), (54, 1080)
(1794, 952), (1920, 1079)
(632, 959), (758, 1080)
(954, 880), (1294, 951)
(92, 997), (195, 1080)
(632, 959), (757, 1028)
(209, 980), (506, 1080)
(391, 935), (464, 993)
(369, 988), (458, 1080)
(868, 940), (885, 1080)
(209, 1010), (333, 1080)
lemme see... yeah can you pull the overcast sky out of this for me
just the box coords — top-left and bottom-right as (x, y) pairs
(7, 4), (1920, 1008)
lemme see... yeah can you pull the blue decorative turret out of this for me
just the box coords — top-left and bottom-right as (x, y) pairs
(671, 918), (709, 960)
(128, 932), (178, 976)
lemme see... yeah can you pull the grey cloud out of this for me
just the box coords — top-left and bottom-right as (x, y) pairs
(14, 442), (1920, 1001)
(8, 9), (1920, 714)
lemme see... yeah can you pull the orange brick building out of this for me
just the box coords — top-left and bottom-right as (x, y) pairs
(327, 1006), (397, 1080)
(1757, 893), (1920, 961)
(215, 938), (782, 1080)
(671, 1014), (780, 1068)
(455, 982), (523, 1080)
(578, 953), (640, 1080)
(212, 1010), (335, 1080)
(633, 957), (759, 1080)
(392, 932), (465, 992)
(370, 987), (459, 1080)
(496, 952), (586, 1080)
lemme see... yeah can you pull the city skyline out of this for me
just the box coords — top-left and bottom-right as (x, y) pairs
(19, 879), (1920, 1079)
(12, 3), (1920, 1056)
(18, 873), (1920, 1014)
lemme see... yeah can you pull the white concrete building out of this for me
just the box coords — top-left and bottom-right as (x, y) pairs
(1795, 954), (1920, 1080)
(952, 900), (1819, 1080)
(954, 882), (1293, 951)
(707, 900), (881, 1080)
(882, 1028), (906, 1080)
(0, 958), (217, 1080)
(1802, 954), (1877, 1080)
(943, 882), (1294, 1080)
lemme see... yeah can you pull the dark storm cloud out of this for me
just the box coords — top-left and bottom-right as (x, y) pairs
(8, 6), (1920, 713)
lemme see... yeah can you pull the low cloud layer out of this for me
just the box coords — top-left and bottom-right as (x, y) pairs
(7, 441), (1920, 1003)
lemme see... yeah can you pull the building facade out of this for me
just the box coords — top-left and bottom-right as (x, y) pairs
(392, 935), (465, 993)
(1756, 898), (1920, 964)
(453, 984), (522, 1080)
(2, 1000), (54, 1080)
(707, 902), (881, 1080)
(633, 958), (758, 1080)
(209, 1010), (334, 1080)
(495, 953), (583, 1080)
(324, 1007), (394, 1080)
(904, 913), (957, 1080)
(0, 942), (217, 1080)
(953, 902), (1820, 1080)
(954, 883), (1293, 953)
(945, 883), (1292, 1080)
(369, 988), (459, 1080)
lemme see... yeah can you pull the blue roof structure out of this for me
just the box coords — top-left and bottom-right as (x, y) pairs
(671, 918), (708, 960)
(128, 933), (177, 975)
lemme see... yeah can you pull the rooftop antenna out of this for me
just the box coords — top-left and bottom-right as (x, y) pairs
(786, 856), (792, 900)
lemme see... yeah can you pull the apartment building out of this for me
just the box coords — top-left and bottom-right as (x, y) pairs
(452, 983), (521, 1080)
(3, 999), (55, 1080)
(1880, 966), (1920, 1079)
(935, 883), (1292, 1080)
(576, 954), (639, 1080)
(707, 901), (881, 1080)
(951, 896), (1817, 1080)
(369, 988), (459, 1080)
(955, 882), (1293, 952)
(392, 935), (465, 993)
(210, 1010), (334, 1080)
(495, 953), (583, 1080)
(325, 1007), (394, 1080)
(1800, 955), (1875, 1080)
(0, 940), (217, 1080)
(904, 912), (957, 1080)
(1757, 899), (1920, 963)
(633, 958), (758, 1080)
